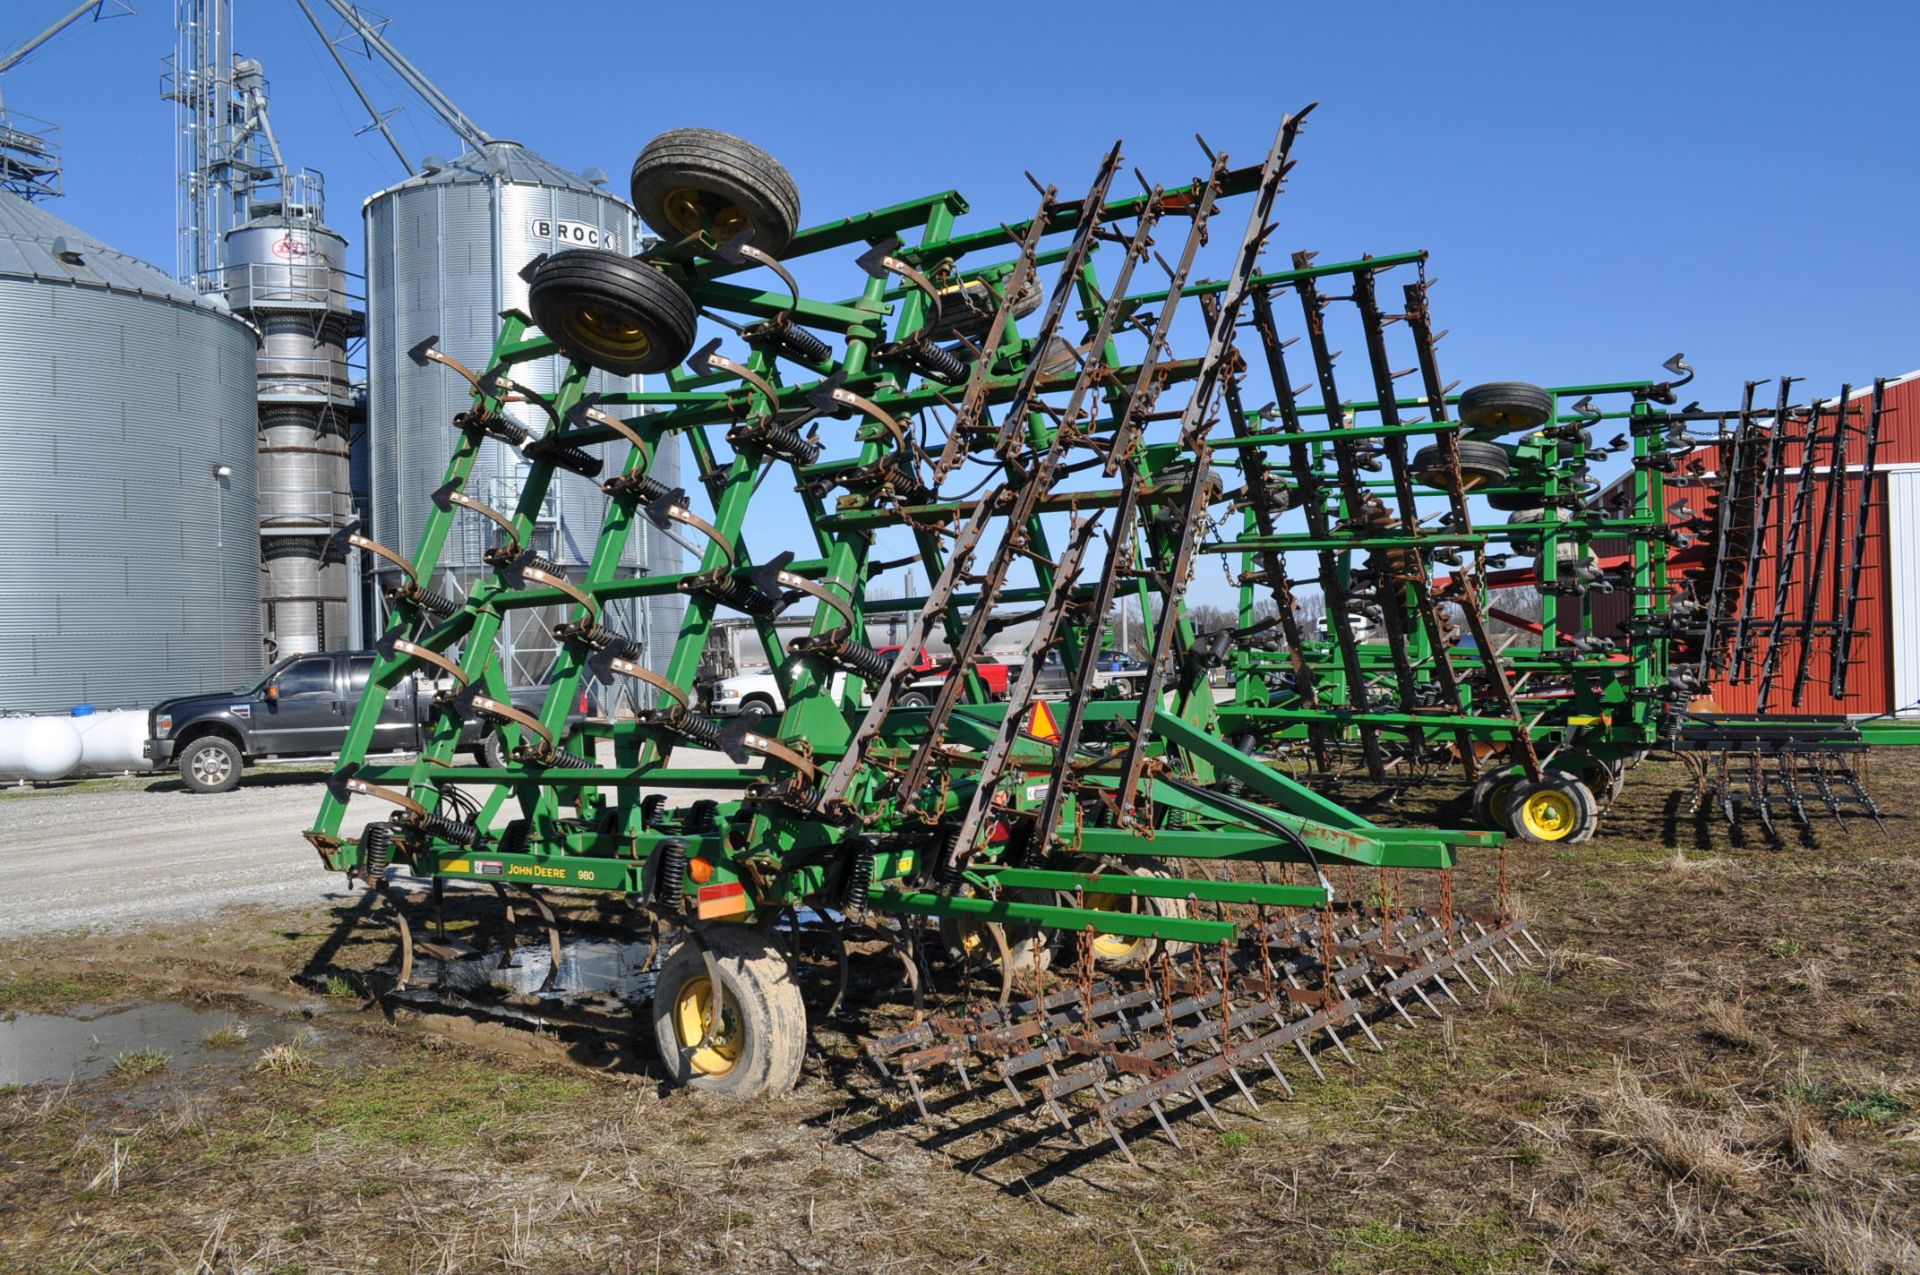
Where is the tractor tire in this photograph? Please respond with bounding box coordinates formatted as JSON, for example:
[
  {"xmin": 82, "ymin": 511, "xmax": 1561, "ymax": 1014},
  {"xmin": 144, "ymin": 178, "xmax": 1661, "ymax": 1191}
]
[
  {"xmin": 651, "ymin": 927, "xmax": 808, "ymax": 1097},
  {"xmin": 1486, "ymin": 488, "xmax": 1546, "ymax": 512},
  {"xmin": 1470, "ymin": 768, "xmax": 1521, "ymax": 835},
  {"xmin": 630, "ymin": 128, "xmax": 801, "ymax": 258},
  {"xmin": 1076, "ymin": 864, "xmax": 1191, "ymax": 969},
  {"xmin": 528, "ymin": 249, "xmax": 696, "ymax": 376},
  {"xmin": 179, "ymin": 735, "xmax": 243, "ymax": 794},
  {"xmin": 1503, "ymin": 773, "xmax": 1599, "ymax": 844},
  {"xmin": 1459, "ymin": 381, "xmax": 1553, "ymax": 434},
  {"xmin": 1412, "ymin": 440, "xmax": 1511, "ymax": 491}
]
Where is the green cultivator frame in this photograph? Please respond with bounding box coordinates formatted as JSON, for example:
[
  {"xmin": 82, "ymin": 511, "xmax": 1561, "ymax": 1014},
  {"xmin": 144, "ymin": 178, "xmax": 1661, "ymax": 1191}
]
[{"xmin": 306, "ymin": 112, "xmax": 1857, "ymax": 1152}]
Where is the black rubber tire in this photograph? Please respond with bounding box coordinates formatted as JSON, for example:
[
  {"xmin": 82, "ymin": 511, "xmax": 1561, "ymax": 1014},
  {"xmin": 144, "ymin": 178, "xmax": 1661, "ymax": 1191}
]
[
  {"xmin": 1413, "ymin": 440, "xmax": 1511, "ymax": 490},
  {"xmin": 936, "ymin": 886, "xmax": 1050, "ymax": 974},
  {"xmin": 1486, "ymin": 488, "xmax": 1546, "ymax": 512},
  {"xmin": 738, "ymin": 696, "xmax": 777, "ymax": 718},
  {"xmin": 650, "ymin": 927, "xmax": 807, "ymax": 1097},
  {"xmin": 1459, "ymin": 382, "xmax": 1554, "ymax": 434},
  {"xmin": 178, "ymin": 736, "xmax": 242, "ymax": 794},
  {"xmin": 895, "ymin": 690, "xmax": 932, "ymax": 709},
  {"xmin": 527, "ymin": 249, "xmax": 696, "ymax": 376},
  {"xmin": 925, "ymin": 273, "xmax": 1043, "ymax": 344},
  {"xmin": 1074, "ymin": 864, "xmax": 1191, "ymax": 969},
  {"xmin": 482, "ymin": 733, "xmax": 510, "ymax": 771},
  {"xmin": 1503, "ymin": 773, "xmax": 1599, "ymax": 844},
  {"xmin": 630, "ymin": 128, "xmax": 800, "ymax": 258},
  {"xmin": 1470, "ymin": 768, "xmax": 1521, "ymax": 834}
]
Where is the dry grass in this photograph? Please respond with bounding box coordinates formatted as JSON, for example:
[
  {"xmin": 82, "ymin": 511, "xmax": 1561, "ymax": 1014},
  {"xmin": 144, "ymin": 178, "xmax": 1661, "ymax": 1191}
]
[
  {"xmin": 251, "ymin": 1040, "xmax": 312, "ymax": 1076},
  {"xmin": 1794, "ymin": 1197, "xmax": 1920, "ymax": 1275},
  {"xmin": 2, "ymin": 751, "xmax": 1918, "ymax": 1272},
  {"xmin": 1576, "ymin": 1060, "xmax": 1766, "ymax": 1188}
]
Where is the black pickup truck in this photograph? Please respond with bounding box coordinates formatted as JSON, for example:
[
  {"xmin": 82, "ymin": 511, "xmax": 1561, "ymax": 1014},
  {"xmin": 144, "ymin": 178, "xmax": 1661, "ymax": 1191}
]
[{"xmin": 146, "ymin": 651, "xmax": 583, "ymax": 794}]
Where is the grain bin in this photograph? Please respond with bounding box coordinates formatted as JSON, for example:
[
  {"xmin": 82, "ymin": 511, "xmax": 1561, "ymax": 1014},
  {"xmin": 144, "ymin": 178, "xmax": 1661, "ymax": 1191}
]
[
  {"xmin": 0, "ymin": 192, "xmax": 260, "ymax": 712},
  {"xmin": 363, "ymin": 140, "xmax": 683, "ymax": 694}
]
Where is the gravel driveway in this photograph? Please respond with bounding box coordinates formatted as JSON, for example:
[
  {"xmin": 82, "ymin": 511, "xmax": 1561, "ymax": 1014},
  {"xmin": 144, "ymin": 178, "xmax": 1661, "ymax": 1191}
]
[{"xmin": 0, "ymin": 748, "xmax": 745, "ymax": 938}]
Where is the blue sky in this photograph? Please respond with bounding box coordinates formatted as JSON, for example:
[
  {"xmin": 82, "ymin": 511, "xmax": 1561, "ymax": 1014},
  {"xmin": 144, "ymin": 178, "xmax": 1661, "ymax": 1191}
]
[{"xmin": 6, "ymin": 0, "xmax": 1917, "ymax": 606}]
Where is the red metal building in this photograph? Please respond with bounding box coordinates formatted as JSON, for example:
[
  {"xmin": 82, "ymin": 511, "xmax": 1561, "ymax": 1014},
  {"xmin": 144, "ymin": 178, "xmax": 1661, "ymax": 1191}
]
[{"xmin": 1647, "ymin": 372, "xmax": 1918, "ymax": 717}]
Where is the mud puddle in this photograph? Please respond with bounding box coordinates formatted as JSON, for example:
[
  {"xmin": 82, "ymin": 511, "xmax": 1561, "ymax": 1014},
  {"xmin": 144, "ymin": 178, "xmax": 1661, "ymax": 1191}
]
[{"xmin": 0, "ymin": 1000, "xmax": 333, "ymax": 1087}]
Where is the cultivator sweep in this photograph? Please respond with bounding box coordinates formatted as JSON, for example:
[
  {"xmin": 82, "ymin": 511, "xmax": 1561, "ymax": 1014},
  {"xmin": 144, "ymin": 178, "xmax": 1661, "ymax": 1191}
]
[{"xmin": 305, "ymin": 112, "xmax": 1899, "ymax": 1142}]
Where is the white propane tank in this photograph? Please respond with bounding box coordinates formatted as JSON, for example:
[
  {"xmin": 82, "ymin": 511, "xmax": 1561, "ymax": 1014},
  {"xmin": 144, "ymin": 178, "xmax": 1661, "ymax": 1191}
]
[
  {"xmin": 0, "ymin": 715, "xmax": 84, "ymax": 781},
  {"xmin": 73, "ymin": 709, "xmax": 152, "ymax": 773}
]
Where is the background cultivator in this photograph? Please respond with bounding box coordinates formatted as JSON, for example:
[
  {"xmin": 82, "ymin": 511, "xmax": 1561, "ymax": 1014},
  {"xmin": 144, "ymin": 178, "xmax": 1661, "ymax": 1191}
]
[{"xmin": 304, "ymin": 113, "xmax": 1903, "ymax": 1147}]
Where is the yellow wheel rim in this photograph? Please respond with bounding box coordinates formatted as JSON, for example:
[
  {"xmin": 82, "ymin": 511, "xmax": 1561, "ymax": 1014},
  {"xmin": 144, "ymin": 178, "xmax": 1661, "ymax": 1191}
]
[
  {"xmin": 1086, "ymin": 892, "xmax": 1145, "ymax": 962},
  {"xmin": 672, "ymin": 975, "xmax": 742, "ymax": 1076},
  {"xmin": 1520, "ymin": 788, "xmax": 1579, "ymax": 841},
  {"xmin": 561, "ymin": 306, "xmax": 652, "ymax": 362},
  {"xmin": 1486, "ymin": 779, "xmax": 1517, "ymax": 823},
  {"xmin": 662, "ymin": 187, "xmax": 752, "ymax": 243}
]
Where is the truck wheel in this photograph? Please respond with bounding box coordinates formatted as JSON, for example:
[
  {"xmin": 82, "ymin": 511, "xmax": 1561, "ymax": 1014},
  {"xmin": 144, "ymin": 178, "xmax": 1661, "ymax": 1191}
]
[
  {"xmin": 895, "ymin": 690, "xmax": 932, "ymax": 709},
  {"xmin": 527, "ymin": 249, "xmax": 696, "ymax": 376},
  {"xmin": 1470, "ymin": 768, "xmax": 1520, "ymax": 834},
  {"xmin": 1459, "ymin": 381, "xmax": 1553, "ymax": 434},
  {"xmin": 482, "ymin": 734, "xmax": 510, "ymax": 770},
  {"xmin": 1080, "ymin": 865, "xmax": 1190, "ymax": 968},
  {"xmin": 179, "ymin": 737, "xmax": 242, "ymax": 794},
  {"xmin": 630, "ymin": 128, "xmax": 801, "ymax": 258},
  {"xmin": 1503, "ymin": 773, "xmax": 1599, "ymax": 844},
  {"xmin": 738, "ymin": 696, "xmax": 776, "ymax": 718},
  {"xmin": 650, "ymin": 927, "xmax": 807, "ymax": 1097}
]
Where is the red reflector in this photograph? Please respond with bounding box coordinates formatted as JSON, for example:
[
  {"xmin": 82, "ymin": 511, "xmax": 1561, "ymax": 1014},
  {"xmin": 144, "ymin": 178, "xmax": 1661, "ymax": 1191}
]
[
  {"xmin": 697, "ymin": 881, "xmax": 745, "ymax": 902},
  {"xmin": 987, "ymin": 819, "xmax": 1011, "ymax": 844}
]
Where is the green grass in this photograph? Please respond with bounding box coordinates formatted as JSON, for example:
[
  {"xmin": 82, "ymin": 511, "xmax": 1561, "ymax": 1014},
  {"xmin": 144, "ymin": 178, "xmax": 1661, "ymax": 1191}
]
[
  {"xmin": 301, "ymin": 1063, "xmax": 591, "ymax": 1151},
  {"xmin": 1833, "ymin": 1089, "xmax": 1909, "ymax": 1125},
  {"xmin": 1327, "ymin": 1215, "xmax": 1538, "ymax": 1275},
  {"xmin": 203, "ymin": 1022, "xmax": 249, "ymax": 1050},
  {"xmin": 0, "ymin": 971, "xmax": 128, "ymax": 1013},
  {"xmin": 321, "ymin": 974, "xmax": 361, "ymax": 999},
  {"xmin": 110, "ymin": 1048, "xmax": 170, "ymax": 1078}
]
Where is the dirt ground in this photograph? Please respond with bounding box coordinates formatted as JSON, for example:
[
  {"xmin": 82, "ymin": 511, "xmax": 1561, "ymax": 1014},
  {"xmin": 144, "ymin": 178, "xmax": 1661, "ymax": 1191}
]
[{"xmin": 2, "ymin": 753, "xmax": 1917, "ymax": 1274}]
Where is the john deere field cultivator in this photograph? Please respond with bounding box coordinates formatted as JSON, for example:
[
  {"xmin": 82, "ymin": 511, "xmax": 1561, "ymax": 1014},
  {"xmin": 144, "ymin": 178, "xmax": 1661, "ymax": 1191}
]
[{"xmin": 305, "ymin": 115, "xmax": 1896, "ymax": 1150}]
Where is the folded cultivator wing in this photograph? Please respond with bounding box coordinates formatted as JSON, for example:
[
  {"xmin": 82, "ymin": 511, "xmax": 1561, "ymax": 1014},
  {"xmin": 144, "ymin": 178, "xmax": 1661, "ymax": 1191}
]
[{"xmin": 306, "ymin": 115, "xmax": 1897, "ymax": 1156}]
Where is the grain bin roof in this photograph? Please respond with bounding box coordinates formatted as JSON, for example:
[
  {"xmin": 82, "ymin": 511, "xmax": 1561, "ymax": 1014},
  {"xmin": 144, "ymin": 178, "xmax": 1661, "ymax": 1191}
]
[
  {"xmin": 370, "ymin": 139, "xmax": 605, "ymax": 199},
  {"xmin": 0, "ymin": 192, "xmax": 236, "ymax": 318}
]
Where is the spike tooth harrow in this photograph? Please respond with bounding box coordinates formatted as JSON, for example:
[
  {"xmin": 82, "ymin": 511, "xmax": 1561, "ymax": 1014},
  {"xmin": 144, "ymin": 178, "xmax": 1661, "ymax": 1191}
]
[
  {"xmin": 862, "ymin": 901, "xmax": 1539, "ymax": 1160},
  {"xmin": 302, "ymin": 109, "xmax": 1913, "ymax": 1159}
]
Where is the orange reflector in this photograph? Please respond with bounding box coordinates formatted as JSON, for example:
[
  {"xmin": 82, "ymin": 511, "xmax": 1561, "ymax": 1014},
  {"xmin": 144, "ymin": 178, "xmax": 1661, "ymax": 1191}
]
[
  {"xmin": 689, "ymin": 857, "xmax": 716, "ymax": 884},
  {"xmin": 1026, "ymin": 700, "xmax": 1062, "ymax": 744},
  {"xmin": 696, "ymin": 881, "xmax": 748, "ymax": 920}
]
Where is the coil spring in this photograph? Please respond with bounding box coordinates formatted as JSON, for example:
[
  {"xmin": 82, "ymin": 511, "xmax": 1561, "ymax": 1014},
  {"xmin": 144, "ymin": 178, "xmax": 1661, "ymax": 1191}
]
[
  {"xmin": 749, "ymin": 320, "xmax": 831, "ymax": 366},
  {"xmin": 545, "ymin": 747, "xmax": 597, "ymax": 770},
  {"xmin": 911, "ymin": 341, "xmax": 967, "ymax": 385},
  {"xmin": 417, "ymin": 810, "xmax": 483, "ymax": 847},
  {"xmin": 526, "ymin": 436, "xmax": 604, "ymax": 478},
  {"xmin": 1163, "ymin": 808, "xmax": 1188, "ymax": 831},
  {"xmin": 640, "ymin": 793, "xmax": 666, "ymax": 830},
  {"xmin": 700, "ymin": 572, "xmax": 778, "ymax": 617},
  {"xmin": 841, "ymin": 842, "xmax": 874, "ymax": 912},
  {"xmin": 675, "ymin": 714, "xmax": 726, "ymax": 751},
  {"xmin": 515, "ymin": 552, "xmax": 567, "ymax": 581},
  {"xmin": 735, "ymin": 420, "xmax": 822, "ymax": 466},
  {"xmin": 653, "ymin": 837, "xmax": 688, "ymax": 906},
  {"xmin": 359, "ymin": 821, "xmax": 394, "ymax": 882},
  {"xmin": 833, "ymin": 638, "xmax": 893, "ymax": 682},
  {"xmin": 457, "ymin": 409, "xmax": 533, "ymax": 448},
  {"xmin": 685, "ymin": 799, "xmax": 721, "ymax": 834},
  {"xmin": 409, "ymin": 586, "xmax": 463, "ymax": 621},
  {"xmin": 592, "ymin": 627, "xmax": 645, "ymax": 662},
  {"xmin": 603, "ymin": 471, "xmax": 673, "ymax": 504}
]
